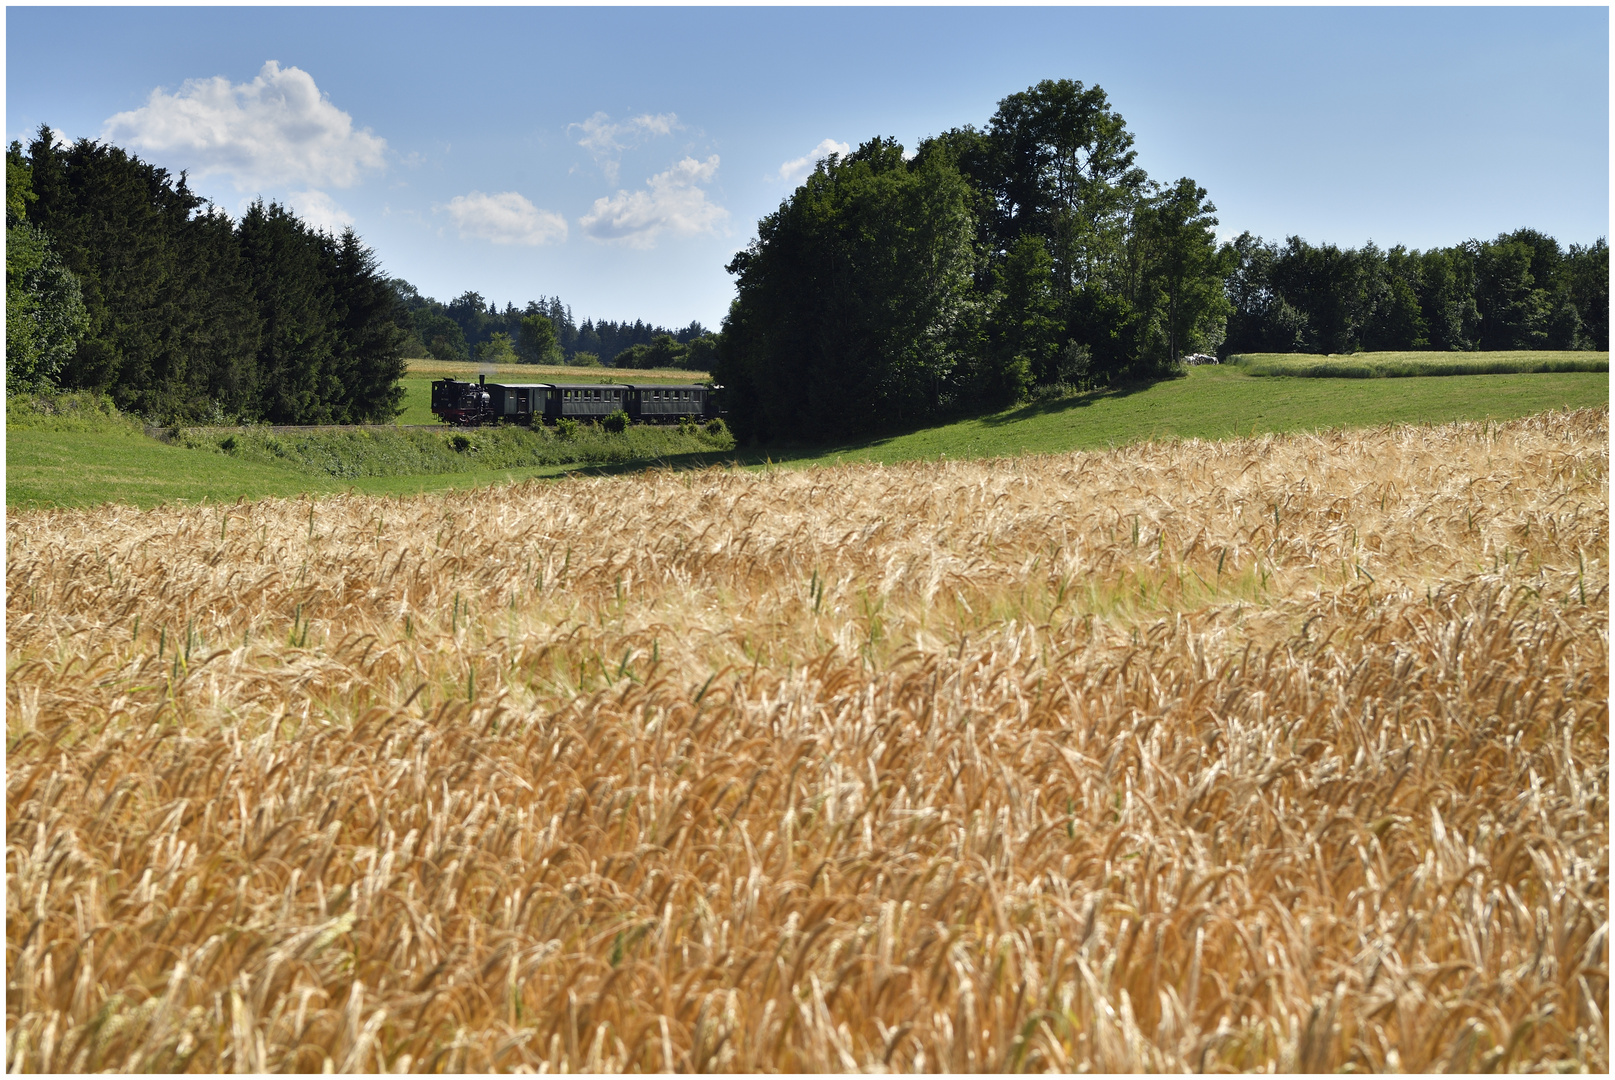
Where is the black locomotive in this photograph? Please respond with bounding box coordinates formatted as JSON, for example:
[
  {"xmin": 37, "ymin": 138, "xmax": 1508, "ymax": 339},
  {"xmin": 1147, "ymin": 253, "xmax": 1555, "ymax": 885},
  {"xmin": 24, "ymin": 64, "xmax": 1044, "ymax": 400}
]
[{"xmin": 430, "ymin": 374, "xmax": 724, "ymax": 426}]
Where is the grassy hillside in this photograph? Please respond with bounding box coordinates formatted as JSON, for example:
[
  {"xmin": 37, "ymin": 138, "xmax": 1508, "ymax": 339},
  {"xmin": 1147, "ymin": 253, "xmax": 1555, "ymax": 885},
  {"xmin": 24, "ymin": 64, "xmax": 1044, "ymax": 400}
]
[
  {"xmin": 9, "ymin": 366, "xmax": 1607, "ymax": 509},
  {"xmin": 765, "ymin": 364, "xmax": 1609, "ymax": 468},
  {"xmin": 6, "ymin": 395, "xmax": 343, "ymax": 509},
  {"xmin": 6, "ymin": 394, "xmax": 732, "ymax": 511}
]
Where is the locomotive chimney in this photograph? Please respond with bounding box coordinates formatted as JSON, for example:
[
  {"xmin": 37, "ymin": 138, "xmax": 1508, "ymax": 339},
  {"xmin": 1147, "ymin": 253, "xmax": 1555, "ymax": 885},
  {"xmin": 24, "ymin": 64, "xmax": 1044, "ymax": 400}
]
[{"xmin": 479, "ymin": 373, "xmax": 485, "ymax": 386}]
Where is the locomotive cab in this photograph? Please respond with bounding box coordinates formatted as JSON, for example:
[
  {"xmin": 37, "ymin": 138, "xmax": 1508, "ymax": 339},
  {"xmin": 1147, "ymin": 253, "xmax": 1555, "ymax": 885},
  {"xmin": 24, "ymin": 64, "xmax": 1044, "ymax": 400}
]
[{"xmin": 431, "ymin": 378, "xmax": 493, "ymax": 425}]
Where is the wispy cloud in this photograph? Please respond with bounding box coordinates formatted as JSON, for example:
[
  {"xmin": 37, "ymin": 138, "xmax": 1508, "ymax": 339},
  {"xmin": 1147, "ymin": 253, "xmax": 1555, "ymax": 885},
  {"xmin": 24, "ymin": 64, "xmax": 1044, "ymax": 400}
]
[
  {"xmin": 580, "ymin": 155, "xmax": 726, "ymax": 249},
  {"xmin": 287, "ymin": 190, "xmax": 354, "ymax": 234},
  {"xmin": 569, "ymin": 111, "xmax": 680, "ymax": 183},
  {"xmin": 775, "ymin": 138, "xmax": 850, "ymax": 186},
  {"xmin": 437, "ymin": 190, "xmax": 568, "ymax": 246},
  {"xmin": 103, "ymin": 61, "xmax": 386, "ymax": 190}
]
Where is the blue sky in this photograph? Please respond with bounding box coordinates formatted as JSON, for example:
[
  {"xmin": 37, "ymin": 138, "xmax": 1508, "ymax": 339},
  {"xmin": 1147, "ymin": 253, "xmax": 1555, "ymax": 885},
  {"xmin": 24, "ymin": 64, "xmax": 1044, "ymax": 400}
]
[{"xmin": 7, "ymin": 6, "xmax": 1608, "ymax": 331}]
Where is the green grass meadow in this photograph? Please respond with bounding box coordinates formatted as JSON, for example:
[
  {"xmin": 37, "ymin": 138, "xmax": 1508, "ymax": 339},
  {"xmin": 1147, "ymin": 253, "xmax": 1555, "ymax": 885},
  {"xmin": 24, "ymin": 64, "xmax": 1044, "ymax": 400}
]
[
  {"xmin": 5, "ymin": 420, "xmax": 599, "ymax": 511},
  {"xmin": 9, "ymin": 362, "xmax": 1608, "ymax": 510},
  {"xmin": 805, "ymin": 364, "xmax": 1609, "ymax": 467}
]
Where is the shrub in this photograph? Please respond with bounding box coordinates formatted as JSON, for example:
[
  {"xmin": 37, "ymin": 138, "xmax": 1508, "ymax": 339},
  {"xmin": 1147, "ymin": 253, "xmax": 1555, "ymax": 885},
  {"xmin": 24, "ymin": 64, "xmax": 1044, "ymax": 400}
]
[
  {"xmin": 5, "ymin": 390, "xmax": 129, "ymax": 431},
  {"xmin": 449, "ymin": 433, "xmax": 473, "ymax": 453},
  {"xmin": 555, "ymin": 417, "xmax": 579, "ymax": 440},
  {"xmin": 476, "ymin": 333, "xmax": 518, "ymax": 365},
  {"xmin": 602, "ymin": 409, "xmax": 630, "ymax": 434},
  {"xmin": 704, "ymin": 417, "xmax": 729, "ymax": 438},
  {"xmin": 612, "ymin": 344, "xmax": 652, "ymax": 369}
]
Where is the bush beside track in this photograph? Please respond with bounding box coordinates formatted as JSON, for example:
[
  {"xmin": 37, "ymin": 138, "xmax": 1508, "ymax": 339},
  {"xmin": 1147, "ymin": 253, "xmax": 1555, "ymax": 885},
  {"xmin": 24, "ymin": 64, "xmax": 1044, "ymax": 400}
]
[{"xmin": 173, "ymin": 418, "xmax": 733, "ymax": 479}]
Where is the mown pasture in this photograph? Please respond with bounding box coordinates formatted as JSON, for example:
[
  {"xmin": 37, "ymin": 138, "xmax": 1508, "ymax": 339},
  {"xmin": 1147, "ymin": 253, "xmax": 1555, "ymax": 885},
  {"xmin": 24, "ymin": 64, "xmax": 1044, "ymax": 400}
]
[
  {"xmin": 7, "ymin": 408, "xmax": 1607, "ymax": 1071},
  {"xmin": 1231, "ymin": 350, "xmax": 1609, "ymax": 379}
]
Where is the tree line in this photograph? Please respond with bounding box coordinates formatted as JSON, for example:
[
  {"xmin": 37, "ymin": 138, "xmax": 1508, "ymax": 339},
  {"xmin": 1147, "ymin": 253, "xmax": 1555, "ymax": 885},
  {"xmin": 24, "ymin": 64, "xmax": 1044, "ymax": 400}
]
[
  {"xmin": 1224, "ymin": 230, "xmax": 1606, "ymax": 356},
  {"xmin": 3, "ymin": 126, "xmax": 723, "ymax": 422},
  {"xmin": 716, "ymin": 79, "xmax": 1608, "ymax": 444},
  {"xmin": 9, "ymin": 104, "xmax": 1605, "ymax": 436},
  {"xmin": 6, "ymin": 127, "xmax": 409, "ymax": 423},
  {"xmin": 391, "ymin": 284, "xmax": 718, "ymax": 370}
]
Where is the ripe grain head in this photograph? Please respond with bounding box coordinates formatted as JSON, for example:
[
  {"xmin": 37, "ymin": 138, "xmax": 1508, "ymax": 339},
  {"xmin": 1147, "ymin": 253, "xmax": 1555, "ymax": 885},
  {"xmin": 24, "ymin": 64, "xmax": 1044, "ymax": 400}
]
[{"xmin": 7, "ymin": 408, "xmax": 1607, "ymax": 1071}]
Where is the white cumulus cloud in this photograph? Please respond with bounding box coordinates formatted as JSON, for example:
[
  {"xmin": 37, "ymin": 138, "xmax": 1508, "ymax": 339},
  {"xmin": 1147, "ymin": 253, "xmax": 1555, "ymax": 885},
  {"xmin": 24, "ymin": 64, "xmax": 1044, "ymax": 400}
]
[
  {"xmin": 569, "ymin": 111, "xmax": 680, "ymax": 182},
  {"xmin": 438, "ymin": 190, "xmax": 568, "ymax": 246},
  {"xmin": 102, "ymin": 60, "xmax": 387, "ymax": 190},
  {"xmin": 287, "ymin": 190, "xmax": 354, "ymax": 234},
  {"xmin": 580, "ymin": 155, "xmax": 726, "ymax": 249},
  {"xmin": 776, "ymin": 138, "xmax": 850, "ymax": 186}
]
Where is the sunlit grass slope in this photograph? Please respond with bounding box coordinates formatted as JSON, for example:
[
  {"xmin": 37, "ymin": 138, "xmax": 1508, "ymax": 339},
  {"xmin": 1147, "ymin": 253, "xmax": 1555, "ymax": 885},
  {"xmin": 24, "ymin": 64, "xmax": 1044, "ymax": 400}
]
[
  {"xmin": 5, "ymin": 410, "xmax": 575, "ymax": 510},
  {"xmin": 5, "ymin": 394, "xmax": 729, "ymax": 511},
  {"xmin": 5, "ymin": 397, "xmax": 346, "ymax": 508},
  {"xmin": 8, "ymin": 409, "xmax": 1606, "ymax": 1071},
  {"xmin": 798, "ymin": 365, "xmax": 1608, "ymax": 467},
  {"xmin": 8, "ymin": 368, "xmax": 1607, "ymax": 509}
]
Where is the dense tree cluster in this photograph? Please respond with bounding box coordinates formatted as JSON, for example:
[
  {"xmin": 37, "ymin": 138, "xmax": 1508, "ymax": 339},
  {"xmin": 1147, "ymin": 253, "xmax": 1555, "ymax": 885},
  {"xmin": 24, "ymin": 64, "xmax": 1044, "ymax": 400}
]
[
  {"xmin": 717, "ymin": 80, "xmax": 1233, "ymax": 443},
  {"xmin": 6, "ymin": 128, "xmax": 410, "ymax": 423},
  {"xmin": 391, "ymin": 284, "xmax": 715, "ymax": 369},
  {"xmin": 1223, "ymin": 230, "xmax": 1608, "ymax": 356},
  {"xmin": 6, "ymin": 156, "xmax": 86, "ymax": 393},
  {"xmin": 717, "ymin": 79, "xmax": 1609, "ymax": 444},
  {"xmin": 610, "ymin": 333, "xmax": 721, "ymax": 372}
]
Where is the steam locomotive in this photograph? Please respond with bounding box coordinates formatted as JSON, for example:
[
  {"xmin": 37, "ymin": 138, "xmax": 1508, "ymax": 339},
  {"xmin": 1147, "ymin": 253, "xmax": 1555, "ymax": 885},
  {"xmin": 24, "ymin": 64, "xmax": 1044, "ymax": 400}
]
[{"xmin": 431, "ymin": 374, "xmax": 724, "ymax": 426}]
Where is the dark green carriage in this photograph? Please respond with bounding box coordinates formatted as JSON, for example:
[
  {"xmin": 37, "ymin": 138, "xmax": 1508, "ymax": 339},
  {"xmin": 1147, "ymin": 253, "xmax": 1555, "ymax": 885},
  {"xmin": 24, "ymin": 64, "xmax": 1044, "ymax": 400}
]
[
  {"xmin": 624, "ymin": 384, "xmax": 711, "ymax": 424},
  {"xmin": 543, "ymin": 384, "xmax": 631, "ymax": 423}
]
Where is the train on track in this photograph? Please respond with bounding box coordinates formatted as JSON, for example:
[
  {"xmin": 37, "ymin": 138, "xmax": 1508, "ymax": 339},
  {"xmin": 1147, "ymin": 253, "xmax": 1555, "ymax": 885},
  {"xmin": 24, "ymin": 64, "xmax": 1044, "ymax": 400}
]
[{"xmin": 431, "ymin": 375, "xmax": 725, "ymax": 427}]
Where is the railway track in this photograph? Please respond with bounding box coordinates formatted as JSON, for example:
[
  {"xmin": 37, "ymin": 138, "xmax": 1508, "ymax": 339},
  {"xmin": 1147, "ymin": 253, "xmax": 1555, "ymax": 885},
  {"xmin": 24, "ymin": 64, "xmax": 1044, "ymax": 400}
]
[{"xmin": 149, "ymin": 423, "xmax": 452, "ymax": 439}]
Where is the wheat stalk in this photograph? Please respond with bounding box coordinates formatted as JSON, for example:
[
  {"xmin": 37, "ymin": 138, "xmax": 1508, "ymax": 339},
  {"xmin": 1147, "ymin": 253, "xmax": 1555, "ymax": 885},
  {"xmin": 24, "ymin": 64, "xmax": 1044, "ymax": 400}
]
[{"xmin": 7, "ymin": 409, "xmax": 1607, "ymax": 1071}]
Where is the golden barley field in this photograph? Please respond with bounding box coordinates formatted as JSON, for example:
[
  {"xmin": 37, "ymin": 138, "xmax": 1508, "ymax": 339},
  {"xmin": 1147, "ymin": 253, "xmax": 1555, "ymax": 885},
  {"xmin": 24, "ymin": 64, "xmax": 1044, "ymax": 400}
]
[{"xmin": 7, "ymin": 409, "xmax": 1608, "ymax": 1073}]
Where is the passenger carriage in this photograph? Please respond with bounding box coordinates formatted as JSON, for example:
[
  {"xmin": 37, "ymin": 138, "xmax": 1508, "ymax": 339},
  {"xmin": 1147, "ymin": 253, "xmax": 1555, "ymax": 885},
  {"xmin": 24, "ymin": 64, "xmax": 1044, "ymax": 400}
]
[
  {"xmin": 544, "ymin": 384, "xmax": 630, "ymax": 423},
  {"xmin": 624, "ymin": 384, "xmax": 711, "ymax": 424}
]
